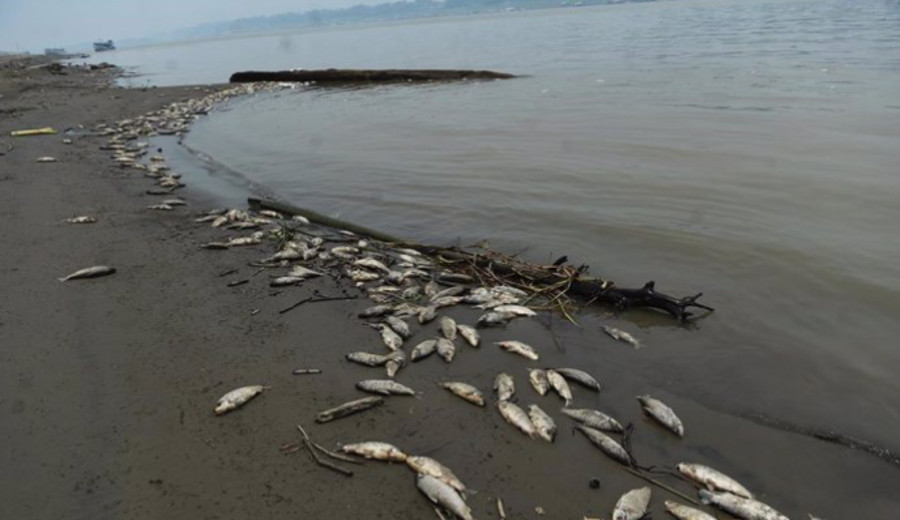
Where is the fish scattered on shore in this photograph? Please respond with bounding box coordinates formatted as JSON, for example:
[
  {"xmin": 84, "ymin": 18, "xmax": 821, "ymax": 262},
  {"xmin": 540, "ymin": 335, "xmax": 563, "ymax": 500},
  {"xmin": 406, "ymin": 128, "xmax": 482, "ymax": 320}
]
[
  {"xmin": 439, "ymin": 316, "xmax": 458, "ymax": 340},
  {"xmin": 528, "ymin": 369, "xmax": 550, "ymax": 396},
  {"xmin": 270, "ymin": 275, "xmax": 306, "ymax": 287},
  {"xmin": 36, "ymin": 156, "xmax": 57, "ymax": 162},
  {"xmin": 373, "ymin": 323, "xmax": 404, "ymax": 351},
  {"xmin": 63, "ymin": 216, "xmax": 96, "ymax": 224},
  {"xmin": 497, "ymin": 400, "xmax": 538, "ymax": 438},
  {"xmin": 664, "ymin": 501, "xmax": 717, "ymax": 520},
  {"xmin": 637, "ymin": 395, "xmax": 684, "ymax": 437},
  {"xmin": 699, "ymin": 490, "xmax": 788, "ymax": 520},
  {"xmin": 385, "ymin": 350, "xmax": 406, "ymax": 378},
  {"xmin": 418, "ymin": 305, "xmax": 438, "ymax": 324},
  {"xmin": 58, "ymin": 265, "xmax": 116, "ymax": 281},
  {"xmin": 477, "ymin": 310, "xmax": 518, "ymax": 327},
  {"xmin": 356, "ymin": 379, "xmax": 416, "ymax": 396},
  {"xmin": 457, "ymin": 324, "xmax": 480, "ymax": 347},
  {"xmin": 602, "ymin": 325, "xmax": 641, "ymax": 348},
  {"xmin": 287, "ymin": 265, "xmax": 323, "ymax": 278},
  {"xmin": 316, "ymin": 396, "xmax": 385, "ymax": 423},
  {"xmin": 677, "ymin": 463, "xmax": 754, "ymax": 499},
  {"xmin": 492, "ymin": 304, "xmax": 536, "ymax": 317},
  {"xmin": 613, "ymin": 487, "xmax": 651, "ymax": 520},
  {"xmin": 576, "ymin": 425, "xmax": 631, "ymax": 464},
  {"xmin": 528, "ymin": 404, "xmax": 557, "ymax": 442},
  {"xmin": 410, "ymin": 339, "xmax": 438, "ymax": 361},
  {"xmin": 562, "ymin": 408, "xmax": 624, "ymax": 433},
  {"xmin": 436, "ymin": 338, "xmax": 456, "ymax": 363},
  {"xmin": 439, "ymin": 382, "xmax": 486, "ymax": 407},
  {"xmin": 384, "ymin": 316, "xmax": 412, "ymax": 339},
  {"xmin": 214, "ymin": 385, "xmax": 265, "ymax": 415},
  {"xmin": 340, "ymin": 441, "xmax": 407, "ymax": 462},
  {"xmin": 416, "ymin": 474, "xmax": 474, "ymax": 520},
  {"xmin": 161, "ymin": 198, "xmax": 187, "ymax": 206},
  {"xmin": 552, "ymin": 368, "xmax": 601, "ymax": 392},
  {"xmin": 354, "ymin": 257, "xmax": 390, "ymax": 273},
  {"xmin": 346, "ymin": 351, "xmax": 389, "ymax": 367},
  {"xmin": 406, "ymin": 456, "xmax": 466, "ymax": 492},
  {"xmin": 496, "ymin": 340, "xmax": 539, "ymax": 360},
  {"xmin": 494, "ymin": 373, "xmax": 515, "ymax": 402},
  {"xmin": 546, "ymin": 370, "xmax": 573, "ymax": 406},
  {"xmin": 359, "ymin": 304, "xmax": 393, "ymax": 318}
]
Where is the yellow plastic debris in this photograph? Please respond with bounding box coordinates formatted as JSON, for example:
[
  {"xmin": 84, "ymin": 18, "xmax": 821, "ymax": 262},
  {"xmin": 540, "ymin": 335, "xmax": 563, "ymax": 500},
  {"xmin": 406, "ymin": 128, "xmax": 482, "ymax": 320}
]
[{"xmin": 10, "ymin": 127, "xmax": 58, "ymax": 137}]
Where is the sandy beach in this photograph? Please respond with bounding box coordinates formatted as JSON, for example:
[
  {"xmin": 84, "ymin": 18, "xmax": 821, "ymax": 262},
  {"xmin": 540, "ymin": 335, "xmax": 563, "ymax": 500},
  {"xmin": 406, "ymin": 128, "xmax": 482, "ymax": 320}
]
[{"xmin": 2, "ymin": 56, "xmax": 898, "ymax": 520}]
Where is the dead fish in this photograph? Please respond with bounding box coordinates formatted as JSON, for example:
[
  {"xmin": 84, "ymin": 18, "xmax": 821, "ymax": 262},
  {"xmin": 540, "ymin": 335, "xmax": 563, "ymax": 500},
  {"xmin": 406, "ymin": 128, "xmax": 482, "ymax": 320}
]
[
  {"xmin": 214, "ymin": 385, "xmax": 265, "ymax": 415},
  {"xmin": 63, "ymin": 216, "xmax": 96, "ymax": 224},
  {"xmin": 194, "ymin": 214, "xmax": 219, "ymax": 223},
  {"xmin": 148, "ymin": 203, "xmax": 173, "ymax": 210},
  {"xmin": 528, "ymin": 404, "xmax": 557, "ymax": 442},
  {"xmin": 400, "ymin": 285, "xmax": 421, "ymax": 300},
  {"xmin": 332, "ymin": 246, "xmax": 360, "ymax": 258},
  {"xmin": 416, "ymin": 474, "xmax": 474, "ymax": 520},
  {"xmin": 418, "ymin": 305, "xmax": 438, "ymax": 324},
  {"xmin": 553, "ymin": 368, "xmax": 601, "ymax": 391},
  {"xmin": 287, "ymin": 265, "xmax": 323, "ymax": 278},
  {"xmin": 356, "ymin": 379, "xmax": 416, "ymax": 396},
  {"xmin": 437, "ymin": 271, "xmax": 474, "ymax": 284},
  {"xmin": 432, "ymin": 286, "xmax": 467, "ymax": 300},
  {"xmin": 432, "ymin": 295, "xmax": 465, "ymax": 308},
  {"xmin": 546, "ymin": 370, "xmax": 573, "ymax": 406},
  {"xmin": 258, "ymin": 209, "xmax": 282, "ymax": 219},
  {"xmin": 36, "ymin": 156, "xmax": 57, "ymax": 163},
  {"xmin": 677, "ymin": 463, "xmax": 754, "ymax": 499},
  {"xmin": 372, "ymin": 323, "xmax": 404, "ymax": 351},
  {"xmin": 576, "ymin": 425, "xmax": 631, "ymax": 464},
  {"xmin": 497, "ymin": 400, "xmax": 538, "ymax": 439},
  {"xmin": 345, "ymin": 351, "xmax": 390, "ymax": 367},
  {"xmin": 270, "ymin": 276, "xmax": 306, "ymax": 287},
  {"xmin": 354, "ymin": 257, "xmax": 390, "ymax": 273},
  {"xmin": 699, "ymin": 490, "xmax": 788, "ymax": 520},
  {"xmin": 439, "ymin": 382, "xmax": 486, "ymax": 407},
  {"xmin": 602, "ymin": 325, "xmax": 641, "ymax": 348},
  {"xmin": 211, "ymin": 215, "xmax": 229, "ymax": 227},
  {"xmin": 664, "ymin": 501, "xmax": 717, "ymax": 520},
  {"xmin": 561, "ymin": 408, "xmax": 624, "ymax": 433},
  {"xmin": 292, "ymin": 215, "xmax": 310, "ymax": 224},
  {"xmin": 161, "ymin": 198, "xmax": 187, "ymax": 206},
  {"xmin": 424, "ymin": 280, "xmax": 441, "ymax": 298},
  {"xmin": 200, "ymin": 242, "xmax": 230, "ymax": 250},
  {"xmin": 436, "ymin": 338, "xmax": 456, "ymax": 363},
  {"xmin": 316, "ymin": 396, "xmax": 385, "ymax": 423},
  {"xmin": 227, "ymin": 236, "xmax": 261, "ymax": 247},
  {"xmin": 385, "ymin": 350, "xmax": 406, "ymax": 378},
  {"xmin": 613, "ymin": 487, "xmax": 651, "ymax": 520},
  {"xmin": 493, "ymin": 373, "xmax": 515, "ymax": 402},
  {"xmin": 359, "ymin": 304, "xmax": 394, "ymax": 318},
  {"xmin": 266, "ymin": 249, "xmax": 303, "ymax": 262},
  {"xmin": 439, "ymin": 316, "xmax": 457, "ymax": 340},
  {"xmin": 369, "ymin": 285, "xmax": 401, "ymax": 295},
  {"xmin": 384, "ymin": 316, "xmax": 411, "ymax": 339},
  {"xmin": 477, "ymin": 310, "xmax": 518, "ymax": 327},
  {"xmin": 637, "ymin": 395, "xmax": 684, "ymax": 437},
  {"xmin": 340, "ymin": 441, "xmax": 406, "ymax": 461},
  {"xmin": 492, "ymin": 285, "xmax": 528, "ymax": 297},
  {"xmin": 411, "ymin": 339, "xmax": 438, "ymax": 361},
  {"xmin": 528, "ymin": 369, "xmax": 550, "ymax": 396},
  {"xmin": 58, "ymin": 265, "xmax": 116, "ymax": 282},
  {"xmin": 347, "ymin": 269, "xmax": 381, "ymax": 282},
  {"xmin": 406, "ymin": 456, "xmax": 466, "ymax": 493},
  {"xmin": 496, "ymin": 340, "xmax": 540, "ymax": 361},
  {"xmin": 457, "ymin": 324, "xmax": 480, "ymax": 347},
  {"xmin": 492, "ymin": 304, "xmax": 537, "ymax": 317}
]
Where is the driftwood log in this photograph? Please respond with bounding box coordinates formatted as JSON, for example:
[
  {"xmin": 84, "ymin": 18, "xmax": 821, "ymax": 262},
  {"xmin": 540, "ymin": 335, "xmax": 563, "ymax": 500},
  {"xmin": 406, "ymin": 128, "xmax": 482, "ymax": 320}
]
[
  {"xmin": 248, "ymin": 197, "xmax": 713, "ymax": 322},
  {"xmin": 230, "ymin": 68, "xmax": 517, "ymax": 84}
]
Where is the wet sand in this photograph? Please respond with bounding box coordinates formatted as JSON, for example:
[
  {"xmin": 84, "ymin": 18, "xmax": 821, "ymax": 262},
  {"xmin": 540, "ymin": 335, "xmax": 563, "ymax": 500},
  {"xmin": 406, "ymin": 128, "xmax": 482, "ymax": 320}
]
[{"xmin": 1, "ymin": 57, "xmax": 898, "ymax": 520}]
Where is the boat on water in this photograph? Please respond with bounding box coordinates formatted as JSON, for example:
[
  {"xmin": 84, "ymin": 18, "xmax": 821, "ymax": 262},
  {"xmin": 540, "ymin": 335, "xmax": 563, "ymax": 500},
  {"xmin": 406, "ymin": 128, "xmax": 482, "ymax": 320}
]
[{"xmin": 93, "ymin": 40, "xmax": 115, "ymax": 52}]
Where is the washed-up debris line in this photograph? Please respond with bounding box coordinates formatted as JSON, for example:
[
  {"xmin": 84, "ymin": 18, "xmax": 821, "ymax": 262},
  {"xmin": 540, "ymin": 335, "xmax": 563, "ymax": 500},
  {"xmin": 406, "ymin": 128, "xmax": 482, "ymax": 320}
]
[{"xmin": 84, "ymin": 80, "xmax": 829, "ymax": 520}]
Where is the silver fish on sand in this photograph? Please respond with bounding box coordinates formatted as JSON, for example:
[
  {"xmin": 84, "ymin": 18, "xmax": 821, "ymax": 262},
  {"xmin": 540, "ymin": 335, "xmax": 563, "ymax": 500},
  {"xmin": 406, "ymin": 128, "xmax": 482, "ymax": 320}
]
[
  {"xmin": 406, "ymin": 456, "xmax": 466, "ymax": 493},
  {"xmin": 562, "ymin": 408, "xmax": 624, "ymax": 433},
  {"xmin": 664, "ymin": 501, "xmax": 717, "ymax": 520},
  {"xmin": 340, "ymin": 441, "xmax": 407, "ymax": 461},
  {"xmin": 418, "ymin": 305, "xmax": 438, "ymax": 324},
  {"xmin": 456, "ymin": 324, "xmax": 480, "ymax": 347},
  {"xmin": 677, "ymin": 463, "xmax": 754, "ymax": 499},
  {"xmin": 439, "ymin": 382, "xmax": 486, "ymax": 407},
  {"xmin": 356, "ymin": 379, "xmax": 416, "ymax": 396},
  {"xmin": 546, "ymin": 370, "xmax": 573, "ymax": 406},
  {"xmin": 385, "ymin": 350, "xmax": 406, "ymax": 378},
  {"xmin": 424, "ymin": 280, "xmax": 441, "ymax": 298},
  {"xmin": 492, "ymin": 304, "xmax": 536, "ymax": 317},
  {"xmin": 552, "ymin": 368, "xmax": 601, "ymax": 391},
  {"xmin": 613, "ymin": 487, "xmax": 651, "ymax": 520},
  {"xmin": 347, "ymin": 269, "xmax": 381, "ymax": 282},
  {"xmin": 316, "ymin": 396, "xmax": 384, "ymax": 423},
  {"xmin": 270, "ymin": 276, "xmax": 306, "ymax": 287},
  {"xmin": 528, "ymin": 404, "xmax": 557, "ymax": 442},
  {"xmin": 494, "ymin": 373, "xmax": 515, "ymax": 402},
  {"xmin": 432, "ymin": 295, "xmax": 465, "ymax": 308},
  {"xmin": 576, "ymin": 425, "xmax": 631, "ymax": 464},
  {"xmin": 495, "ymin": 340, "xmax": 539, "ymax": 361},
  {"xmin": 436, "ymin": 338, "xmax": 456, "ymax": 363},
  {"xmin": 373, "ymin": 323, "xmax": 404, "ymax": 351},
  {"xmin": 699, "ymin": 490, "xmax": 789, "ymax": 520},
  {"xmin": 353, "ymin": 257, "xmax": 390, "ymax": 273},
  {"xmin": 439, "ymin": 316, "xmax": 458, "ymax": 340},
  {"xmin": 602, "ymin": 325, "xmax": 641, "ymax": 348},
  {"xmin": 637, "ymin": 395, "xmax": 684, "ymax": 437},
  {"xmin": 384, "ymin": 315, "xmax": 412, "ymax": 339},
  {"xmin": 161, "ymin": 198, "xmax": 187, "ymax": 206},
  {"xmin": 431, "ymin": 285, "xmax": 467, "ymax": 300},
  {"xmin": 287, "ymin": 265, "xmax": 323, "ymax": 278},
  {"xmin": 63, "ymin": 216, "xmax": 96, "ymax": 224},
  {"xmin": 214, "ymin": 385, "xmax": 265, "ymax": 415},
  {"xmin": 477, "ymin": 310, "xmax": 518, "ymax": 327},
  {"xmin": 497, "ymin": 400, "xmax": 538, "ymax": 439},
  {"xmin": 410, "ymin": 339, "xmax": 438, "ymax": 361},
  {"xmin": 416, "ymin": 474, "xmax": 474, "ymax": 520},
  {"xmin": 528, "ymin": 369, "xmax": 550, "ymax": 396},
  {"xmin": 346, "ymin": 351, "xmax": 389, "ymax": 367},
  {"xmin": 58, "ymin": 265, "xmax": 116, "ymax": 281}
]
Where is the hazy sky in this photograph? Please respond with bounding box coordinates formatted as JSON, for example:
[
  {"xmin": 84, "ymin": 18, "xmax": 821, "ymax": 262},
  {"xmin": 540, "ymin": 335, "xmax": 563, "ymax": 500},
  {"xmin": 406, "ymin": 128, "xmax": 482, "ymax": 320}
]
[{"xmin": 0, "ymin": 0, "xmax": 383, "ymax": 52}]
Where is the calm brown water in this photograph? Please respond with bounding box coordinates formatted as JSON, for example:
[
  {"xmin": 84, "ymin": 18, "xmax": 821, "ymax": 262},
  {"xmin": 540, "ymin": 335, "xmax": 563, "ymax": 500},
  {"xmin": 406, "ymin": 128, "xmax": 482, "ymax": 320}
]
[{"xmin": 89, "ymin": 0, "xmax": 900, "ymax": 515}]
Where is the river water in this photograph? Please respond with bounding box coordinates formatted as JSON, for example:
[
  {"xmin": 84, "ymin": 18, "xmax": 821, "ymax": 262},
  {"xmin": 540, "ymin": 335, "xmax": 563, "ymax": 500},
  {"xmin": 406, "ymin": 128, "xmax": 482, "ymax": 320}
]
[{"xmin": 88, "ymin": 0, "xmax": 900, "ymax": 514}]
